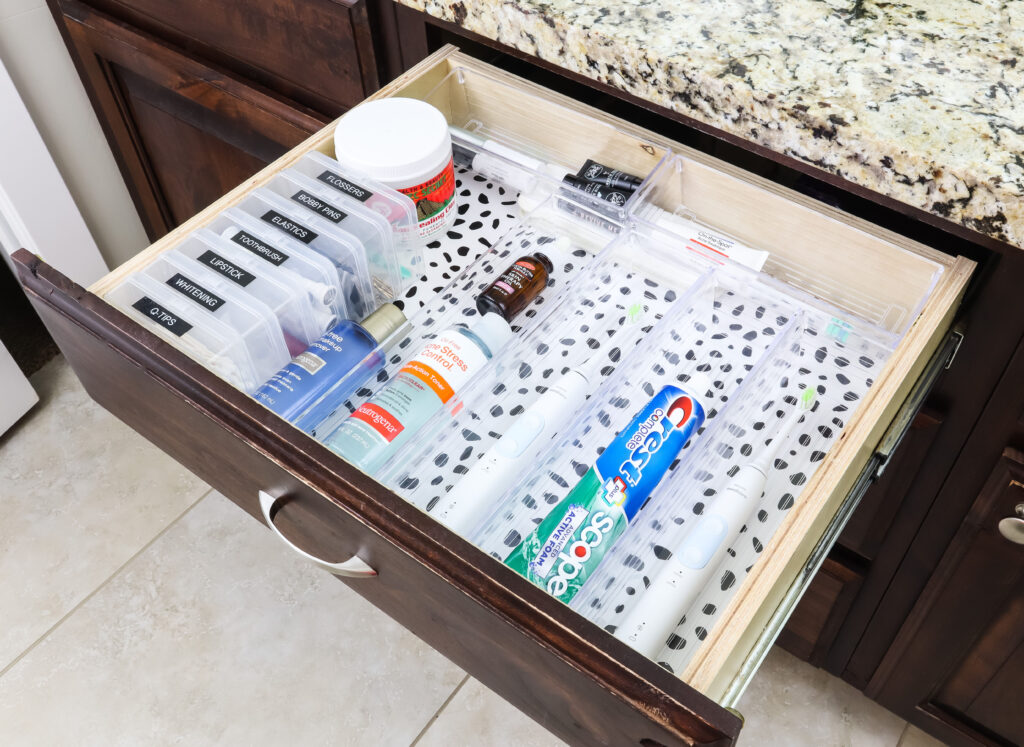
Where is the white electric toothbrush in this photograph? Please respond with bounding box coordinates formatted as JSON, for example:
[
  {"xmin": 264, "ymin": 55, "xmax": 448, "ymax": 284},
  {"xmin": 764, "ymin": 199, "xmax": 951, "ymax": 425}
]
[
  {"xmin": 433, "ymin": 359, "xmax": 603, "ymax": 535},
  {"xmin": 614, "ymin": 389, "xmax": 815, "ymax": 657}
]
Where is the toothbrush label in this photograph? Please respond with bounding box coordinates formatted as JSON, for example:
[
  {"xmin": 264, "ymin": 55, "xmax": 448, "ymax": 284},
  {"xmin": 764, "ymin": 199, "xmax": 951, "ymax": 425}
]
[
  {"xmin": 230, "ymin": 229, "xmax": 289, "ymax": 266},
  {"xmin": 291, "ymin": 190, "xmax": 347, "ymax": 224}
]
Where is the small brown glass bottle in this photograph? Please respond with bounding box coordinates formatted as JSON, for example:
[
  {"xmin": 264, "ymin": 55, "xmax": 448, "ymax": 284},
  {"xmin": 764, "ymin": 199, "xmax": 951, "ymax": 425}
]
[{"xmin": 476, "ymin": 253, "xmax": 554, "ymax": 321}]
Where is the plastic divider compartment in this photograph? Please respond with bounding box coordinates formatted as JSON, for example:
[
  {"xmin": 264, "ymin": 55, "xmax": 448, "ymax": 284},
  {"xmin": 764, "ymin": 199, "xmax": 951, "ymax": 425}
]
[
  {"xmin": 566, "ymin": 270, "xmax": 896, "ymax": 679},
  {"xmin": 205, "ymin": 207, "xmax": 346, "ymax": 324},
  {"xmin": 169, "ymin": 230, "xmax": 335, "ymax": 356},
  {"xmin": 466, "ymin": 265, "xmax": 802, "ymax": 563},
  {"xmin": 299, "ymin": 197, "xmax": 621, "ymax": 452},
  {"xmin": 233, "ymin": 188, "xmax": 377, "ymax": 319},
  {"xmin": 419, "ymin": 66, "xmax": 670, "ymax": 227},
  {"xmin": 636, "ymin": 154, "xmax": 945, "ymax": 341},
  {"xmin": 262, "ymin": 169, "xmax": 404, "ymax": 303},
  {"xmin": 291, "ymin": 151, "xmax": 423, "ymax": 286},
  {"xmin": 105, "ymin": 273, "xmax": 266, "ymax": 394},
  {"xmin": 378, "ymin": 235, "xmax": 720, "ymax": 530},
  {"xmin": 138, "ymin": 250, "xmax": 291, "ymax": 375}
]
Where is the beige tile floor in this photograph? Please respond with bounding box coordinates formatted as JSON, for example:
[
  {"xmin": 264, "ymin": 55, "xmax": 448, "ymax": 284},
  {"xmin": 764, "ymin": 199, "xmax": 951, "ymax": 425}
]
[{"xmin": 0, "ymin": 356, "xmax": 948, "ymax": 746}]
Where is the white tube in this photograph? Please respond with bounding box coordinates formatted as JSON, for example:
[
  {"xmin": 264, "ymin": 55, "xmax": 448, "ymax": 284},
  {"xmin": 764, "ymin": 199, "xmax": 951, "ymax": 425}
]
[{"xmin": 434, "ymin": 367, "xmax": 591, "ymax": 535}]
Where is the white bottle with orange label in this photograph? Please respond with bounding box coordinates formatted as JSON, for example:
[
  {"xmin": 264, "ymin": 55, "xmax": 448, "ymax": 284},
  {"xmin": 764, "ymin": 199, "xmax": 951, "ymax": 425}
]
[{"xmin": 325, "ymin": 313, "xmax": 512, "ymax": 475}]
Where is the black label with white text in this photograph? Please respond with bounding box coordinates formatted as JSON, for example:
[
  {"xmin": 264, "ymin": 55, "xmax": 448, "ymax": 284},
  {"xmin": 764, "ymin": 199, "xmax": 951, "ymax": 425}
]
[
  {"xmin": 316, "ymin": 169, "xmax": 372, "ymax": 202},
  {"xmin": 165, "ymin": 273, "xmax": 226, "ymax": 311},
  {"xmin": 291, "ymin": 190, "xmax": 347, "ymax": 223},
  {"xmin": 260, "ymin": 209, "xmax": 318, "ymax": 244},
  {"xmin": 132, "ymin": 296, "xmax": 193, "ymax": 336},
  {"xmin": 230, "ymin": 229, "xmax": 288, "ymax": 266},
  {"xmin": 197, "ymin": 250, "xmax": 255, "ymax": 287}
]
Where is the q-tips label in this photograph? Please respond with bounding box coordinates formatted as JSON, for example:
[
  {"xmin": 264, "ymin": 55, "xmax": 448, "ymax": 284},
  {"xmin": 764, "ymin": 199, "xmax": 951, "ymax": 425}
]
[
  {"xmin": 505, "ymin": 384, "xmax": 706, "ymax": 603},
  {"xmin": 131, "ymin": 296, "xmax": 193, "ymax": 337}
]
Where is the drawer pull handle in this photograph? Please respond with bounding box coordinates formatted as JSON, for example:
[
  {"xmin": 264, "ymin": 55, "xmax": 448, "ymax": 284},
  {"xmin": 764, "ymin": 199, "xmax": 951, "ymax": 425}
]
[
  {"xmin": 998, "ymin": 502, "xmax": 1024, "ymax": 546},
  {"xmin": 258, "ymin": 491, "xmax": 378, "ymax": 577}
]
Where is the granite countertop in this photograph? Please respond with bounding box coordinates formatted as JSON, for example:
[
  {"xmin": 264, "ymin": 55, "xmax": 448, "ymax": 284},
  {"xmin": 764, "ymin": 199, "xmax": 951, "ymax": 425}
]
[{"xmin": 399, "ymin": 0, "xmax": 1024, "ymax": 249}]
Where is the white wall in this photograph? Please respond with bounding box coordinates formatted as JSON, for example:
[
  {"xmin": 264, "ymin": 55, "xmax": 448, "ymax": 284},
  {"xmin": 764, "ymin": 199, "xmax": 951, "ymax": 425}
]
[{"xmin": 0, "ymin": 0, "xmax": 149, "ymax": 270}]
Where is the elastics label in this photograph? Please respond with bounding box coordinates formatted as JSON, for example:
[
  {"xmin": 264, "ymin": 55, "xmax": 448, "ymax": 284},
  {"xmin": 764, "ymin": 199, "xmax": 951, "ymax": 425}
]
[{"xmin": 260, "ymin": 210, "xmax": 318, "ymax": 244}]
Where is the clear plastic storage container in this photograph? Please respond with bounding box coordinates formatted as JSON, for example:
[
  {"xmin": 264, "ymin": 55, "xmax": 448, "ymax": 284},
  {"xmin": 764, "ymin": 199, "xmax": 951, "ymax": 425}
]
[
  {"xmin": 292, "ymin": 151, "xmax": 422, "ymax": 285},
  {"xmin": 167, "ymin": 230, "xmax": 335, "ymax": 356},
  {"xmin": 263, "ymin": 169, "xmax": 404, "ymax": 303},
  {"xmin": 205, "ymin": 207, "xmax": 346, "ymax": 324},
  {"xmin": 106, "ymin": 273, "xmax": 269, "ymax": 394},
  {"xmin": 234, "ymin": 189, "xmax": 377, "ymax": 318}
]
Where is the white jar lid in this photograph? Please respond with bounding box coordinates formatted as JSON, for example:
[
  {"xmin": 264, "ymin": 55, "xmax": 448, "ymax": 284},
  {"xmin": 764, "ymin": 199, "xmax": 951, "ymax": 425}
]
[{"xmin": 332, "ymin": 98, "xmax": 452, "ymax": 185}]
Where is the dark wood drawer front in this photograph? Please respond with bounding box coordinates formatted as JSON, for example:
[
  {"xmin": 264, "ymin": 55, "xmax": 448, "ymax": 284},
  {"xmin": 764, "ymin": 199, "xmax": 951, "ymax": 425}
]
[
  {"xmin": 15, "ymin": 250, "xmax": 741, "ymax": 747},
  {"xmin": 80, "ymin": 0, "xmax": 378, "ymax": 115},
  {"xmin": 778, "ymin": 558, "xmax": 863, "ymax": 666},
  {"xmin": 57, "ymin": 1, "xmax": 327, "ymax": 239}
]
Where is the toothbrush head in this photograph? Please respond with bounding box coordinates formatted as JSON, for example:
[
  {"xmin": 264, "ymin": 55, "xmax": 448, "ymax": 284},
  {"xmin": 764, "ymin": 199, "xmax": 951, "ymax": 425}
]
[{"xmin": 799, "ymin": 387, "xmax": 816, "ymax": 411}]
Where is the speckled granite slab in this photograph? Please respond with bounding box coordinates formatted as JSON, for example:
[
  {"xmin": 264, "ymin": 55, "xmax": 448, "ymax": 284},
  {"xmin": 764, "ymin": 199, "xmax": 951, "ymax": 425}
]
[{"xmin": 399, "ymin": 0, "xmax": 1024, "ymax": 249}]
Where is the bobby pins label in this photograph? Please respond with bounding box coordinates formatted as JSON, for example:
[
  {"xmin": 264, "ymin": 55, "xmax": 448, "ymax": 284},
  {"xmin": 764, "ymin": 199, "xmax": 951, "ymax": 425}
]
[
  {"xmin": 197, "ymin": 250, "xmax": 256, "ymax": 287},
  {"xmin": 290, "ymin": 190, "xmax": 347, "ymax": 223},
  {"xmin": 261, "ymin": 209, "xmax": 318, "ymax": 244},
  {"xmin": 165, "ymin": 273, "xmax": 226, "ymax": 311},
  {"xmin": 132, "ymin": 296, "xmax": 193, "ymax": 336},
  {"xmin": 316, "ymin": 170, "xmax": 372, "ymax": 202},
  {"xmin": 230, "ymin": 229, "xmax": 288, "ymax": 266}
]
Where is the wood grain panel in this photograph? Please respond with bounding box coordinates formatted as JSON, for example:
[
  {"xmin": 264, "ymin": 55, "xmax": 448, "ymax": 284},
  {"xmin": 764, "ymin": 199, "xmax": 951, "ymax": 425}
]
[
  {"xmin": 55, "ymin": 0, "xmax": 326, "ymax": 239},
  {"xmin": 871, "ymin": 450, "xmax": 1024, "ymax": 747},
  {"xmin": 74, "ymin": 0, "xmax": 378, "ymax": 115}
]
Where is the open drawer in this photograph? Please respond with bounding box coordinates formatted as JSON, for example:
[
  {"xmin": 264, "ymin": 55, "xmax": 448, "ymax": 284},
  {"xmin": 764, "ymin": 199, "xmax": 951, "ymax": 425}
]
[{"xmin": 14, "ymin": 46, "xmax": 973, "ymax": 746}]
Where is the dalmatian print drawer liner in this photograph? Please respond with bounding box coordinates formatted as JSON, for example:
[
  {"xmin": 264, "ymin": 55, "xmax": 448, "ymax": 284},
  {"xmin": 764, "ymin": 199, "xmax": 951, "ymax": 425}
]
[{"xmin": 310, "ymin": 165, "xmax": 890, "ymax": 675}]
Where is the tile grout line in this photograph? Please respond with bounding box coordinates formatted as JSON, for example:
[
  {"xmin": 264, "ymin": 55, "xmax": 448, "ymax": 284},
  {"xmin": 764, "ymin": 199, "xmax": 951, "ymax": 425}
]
[
  {"xmin": 0, "ymin": 486, "xmax": 215, "ymax": 679},
  {"xmin": 408, "ymin": 674, "xmax": 471, "ymax": 747}
]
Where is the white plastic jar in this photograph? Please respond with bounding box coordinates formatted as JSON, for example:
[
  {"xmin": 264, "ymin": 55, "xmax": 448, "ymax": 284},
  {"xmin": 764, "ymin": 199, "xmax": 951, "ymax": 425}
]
[{"xmin": 332, "ymin": 98, "xmax": 456, "ymax": 239}]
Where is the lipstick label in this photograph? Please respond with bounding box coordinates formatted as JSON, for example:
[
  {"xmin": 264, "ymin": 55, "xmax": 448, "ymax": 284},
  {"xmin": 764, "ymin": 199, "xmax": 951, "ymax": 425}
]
[{"xmin": 197, "ymin": 250, "xmax": 255, "ymax": 287}]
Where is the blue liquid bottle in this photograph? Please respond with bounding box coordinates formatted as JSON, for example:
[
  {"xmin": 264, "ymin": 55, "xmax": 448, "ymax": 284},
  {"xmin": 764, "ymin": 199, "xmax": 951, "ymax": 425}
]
[{"xmin": 253, "ymin": 303, "xmax": 407, "ymax": 431}]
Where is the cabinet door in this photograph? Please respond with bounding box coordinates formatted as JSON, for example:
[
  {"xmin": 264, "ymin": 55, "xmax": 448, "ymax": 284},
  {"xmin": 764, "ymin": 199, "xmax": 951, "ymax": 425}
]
[
  {"xmin": 872, "ymin": 449, "xmax": 1024, "ymax": 746},
  {"xmin": 56, "ymin": 0, "xmax": 327, "ymax": 239},
  {"xmin": 79, "ymin": 0, "xmax": 379, "ymax": 116}
]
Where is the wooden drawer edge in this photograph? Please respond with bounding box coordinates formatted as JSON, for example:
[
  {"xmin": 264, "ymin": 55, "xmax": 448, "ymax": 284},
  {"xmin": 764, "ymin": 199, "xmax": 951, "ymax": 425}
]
[
  {"xmin": 17, "ymin": 247, "xmax": 742, "ymax": 746},
  {"xmin": 682, "ymin": 255, "xmax": 974, "ymax": 699}
]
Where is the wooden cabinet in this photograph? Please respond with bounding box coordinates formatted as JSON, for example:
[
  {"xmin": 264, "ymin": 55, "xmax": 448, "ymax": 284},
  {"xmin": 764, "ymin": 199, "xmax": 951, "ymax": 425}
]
[
  {"xmin": 869, "ymin": 450, "xmax": 1024, "ymax": 746},
  {"xmin": 48, "ymin": 0, "xmax": 357, "ymax": 239}
]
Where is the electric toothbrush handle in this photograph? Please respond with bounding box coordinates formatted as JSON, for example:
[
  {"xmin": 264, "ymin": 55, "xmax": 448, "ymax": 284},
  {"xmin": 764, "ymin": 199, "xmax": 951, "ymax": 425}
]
[{"xmin": 615, "ymin": 557, "xmax": 713, "ymax": 656}]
